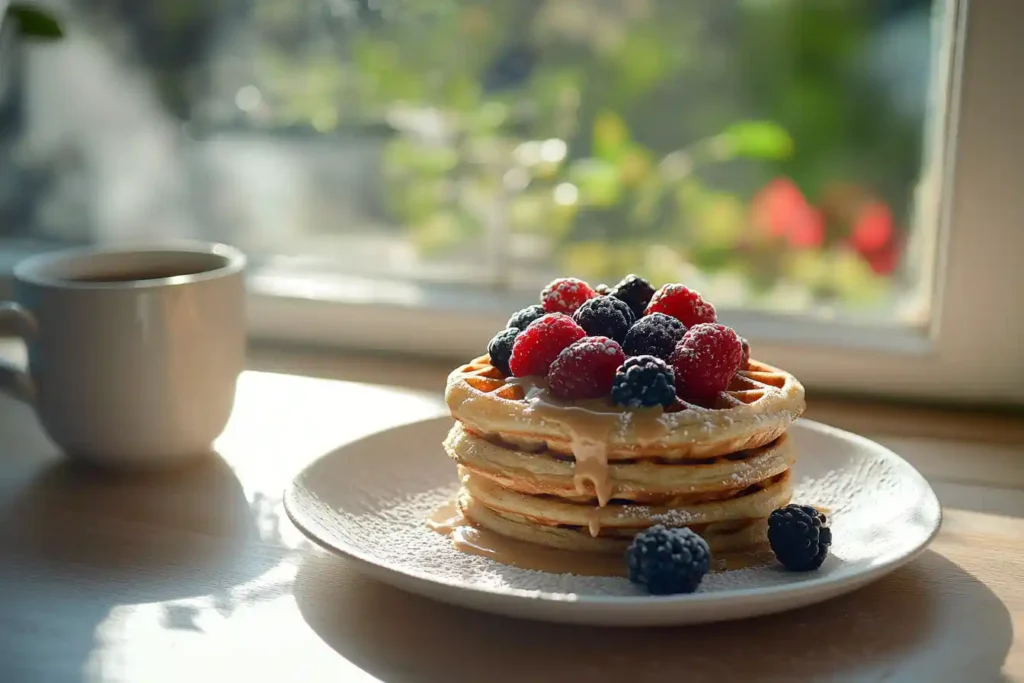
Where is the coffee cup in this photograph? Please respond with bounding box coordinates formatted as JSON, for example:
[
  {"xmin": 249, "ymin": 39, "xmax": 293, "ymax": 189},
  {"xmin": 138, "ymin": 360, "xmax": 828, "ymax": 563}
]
[{"xmin": 0, "ymin": 242, "xmax": 246, "ymax": 468}]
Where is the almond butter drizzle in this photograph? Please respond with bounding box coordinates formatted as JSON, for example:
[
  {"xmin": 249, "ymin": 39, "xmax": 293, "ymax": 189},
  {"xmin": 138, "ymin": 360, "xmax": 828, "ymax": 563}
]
[
  {"xmin": 427, "ymin": 500, "xmax": 624, "ymax": 576},
  {"xmin": 505, "ymin": 377, "xmax": 673, "ymax": 537}
]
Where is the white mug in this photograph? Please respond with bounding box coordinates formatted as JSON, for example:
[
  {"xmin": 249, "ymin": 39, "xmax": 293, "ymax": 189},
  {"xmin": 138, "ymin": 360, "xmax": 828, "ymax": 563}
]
[{"xmin": 0, "ymin": 242, "xmax": 247, "ymax": 468}]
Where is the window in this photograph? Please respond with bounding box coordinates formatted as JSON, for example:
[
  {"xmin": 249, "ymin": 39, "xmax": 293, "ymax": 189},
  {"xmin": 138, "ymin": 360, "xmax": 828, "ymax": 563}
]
[{"xmin": 0, "ymin": 0, "xmax": 1020, "ymax": 403}]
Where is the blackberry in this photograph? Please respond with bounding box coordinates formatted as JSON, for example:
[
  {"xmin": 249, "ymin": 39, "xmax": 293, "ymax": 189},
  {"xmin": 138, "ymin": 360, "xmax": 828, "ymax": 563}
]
[
  {"xmin": 622, "ymin": 313, "xmax": 687, "ymax": 361},
  {"xmin": 610, "ymin": 274, "xmax": 656, "ymax": 319},
  {"xmin": 768, "ymin": 504, "xmax": 832, "ymax": 571},
  {"xmin": 611, "ymin": 356, "xmax": 676, "ymax": 408},
  {"xmin": 487, "ymin": 327, "xmax": 520, "ymax": 375},
  {"xmin": 507, "ymin": 304, "xmax": 546, "ymax": 331},
  {"xmin": 571, "ymin": 296, "xmax": 635, "ymax": 343},
  {"xmin": 626, "ymin": 525, "xmax": 710, "ymax": 595}
]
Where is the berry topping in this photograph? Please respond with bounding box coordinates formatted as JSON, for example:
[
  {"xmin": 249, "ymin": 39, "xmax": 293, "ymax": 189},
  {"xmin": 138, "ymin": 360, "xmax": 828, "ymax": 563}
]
[
  {"xmin": 546, "ymin": 336, "xmax": 625, "ymax": 400},
  {"xmin": 622, "ymin": 313, "xmax": 687, "ymax": 361},
  {"xmin": 670, "ymin": 323, "xmax": 743, "ymax": 405},
  {"xmin": 768, "ymin": 504, "xmax": 832, "ymax": 571},
  {"xmin": 610, "ymin": 274, "xmax": 656, "ymax": 319},
  {"xmin": 487, "ymin": 327, "xmax": 520, "ymax": 376},
  {"xmin": 611, "ymin": 355, "xmax": 676, "ymax": 408},
  {"xmin": 507, "ymin": 304, "xmax": 546, "ymax": 331},
  {"xmin": 644, "ymin": 283, "xmax": 717, "ymax": 328},
  {"xmin": 509, "ymin": 314, "xmax": 586, "ymax": 377},
  {"xmin": 540, "ymin": 277, "xmax": 598, "ymax": 315},
  {"xmin": 739, "ymin": 336, "xmax": 751, "ymax": 370},
  {"xmin": 571, "ymin": 296, "xmax": 636, "ymax": 342},
  {"xmin": 626, "ymin": 525, "xmax": 710, "ymax": 595}
]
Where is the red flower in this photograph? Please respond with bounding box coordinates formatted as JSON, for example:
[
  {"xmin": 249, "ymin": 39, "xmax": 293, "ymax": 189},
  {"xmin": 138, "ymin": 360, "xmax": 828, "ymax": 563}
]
[
  {"xmin": 851, "ymin": 202, "xmax": 894, "ymax": 255},
  {"xmin": 866, "ymin": 245, "xmax": 899, "ymax": 275},
  {"xmin": 849, "ymin": 201, "xmax": 900, "ymax": 274},
  {"xmin": 751, "ymin": 178, "xmax": 824, "ymax": 249},
  {"xmin": 786, "ymin": 206, "xmax": 825, "ymax": 248},
  {"xmin": 752, "ymin": 178, "xmax": 804, "ymax": 238}
]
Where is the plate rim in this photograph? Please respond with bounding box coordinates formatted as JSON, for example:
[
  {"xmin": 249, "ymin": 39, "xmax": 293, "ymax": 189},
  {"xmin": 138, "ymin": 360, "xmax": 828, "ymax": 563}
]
[{"xmin": 283, "ymin": 417, "xmax": 943, "ymax": 611}]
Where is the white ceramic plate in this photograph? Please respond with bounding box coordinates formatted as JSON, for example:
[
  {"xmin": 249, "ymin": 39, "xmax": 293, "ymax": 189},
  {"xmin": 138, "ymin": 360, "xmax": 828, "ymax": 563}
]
[{"xmin": 284, "ymin": 417, "xmax": 941, "ymax": 626}]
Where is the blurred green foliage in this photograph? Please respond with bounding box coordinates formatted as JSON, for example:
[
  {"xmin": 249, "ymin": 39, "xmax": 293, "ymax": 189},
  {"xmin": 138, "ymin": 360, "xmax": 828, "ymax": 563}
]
[
  {"xmin": 288, "ymin": 0, "xmax": 918, "ymax": 308},
  {"xmin": 71, "ymin": 0, "xmax": 926, "ymax": 309},
  {"xmin": 4, "ymin": 3, "xmax": 64, "ymax": 39}
]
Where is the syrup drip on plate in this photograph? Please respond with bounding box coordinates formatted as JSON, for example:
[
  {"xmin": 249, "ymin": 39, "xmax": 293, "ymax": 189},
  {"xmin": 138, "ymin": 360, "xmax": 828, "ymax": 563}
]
[
  {"xmin": 427, "ymin": 500, "xmax": 625, "ymax": 576},
  {"xmin": 426, "ymin": 500, "xmax": 464, "ymax": 534}
]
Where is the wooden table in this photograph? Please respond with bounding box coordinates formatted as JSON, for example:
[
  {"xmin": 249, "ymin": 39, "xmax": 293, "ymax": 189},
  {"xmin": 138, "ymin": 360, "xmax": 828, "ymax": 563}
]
[{"xmin": 1, "ymin": 347, "xmax": 1022, "ymax": 682}]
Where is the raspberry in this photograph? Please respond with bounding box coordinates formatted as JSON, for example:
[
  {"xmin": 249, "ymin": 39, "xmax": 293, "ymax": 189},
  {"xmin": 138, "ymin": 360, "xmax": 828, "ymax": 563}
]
[
  {"xmin": 540, "ymin": 277, "xmax": 597, "ymax": 315},
  {"xmin": 626, "ymin": 525, "xmax": 710, "ymax": 595},
  {"xmin": 571, "ymin": 296, "xmax": 635, "ymax": 342},
  {"xmin": 509, "ymin": 314, "xmax": 586, "ymax": 377},
  {"xmin": 670, "ymin": 323, "xmax": 743, "ymax": 405},
  {"xmin": 546, "ymin": 336, "xmax": 625, "ymax": 400},
  {"xmin": 739, "ymin": 336, "xmax": 750, "ymax": 370},
  {"xmin": 507, "ymin": 304, "xmax": 545, "ymax": 331},
  {"xmin": 611, "ymin": 355, "xmax": 676, "ymax": 408},
  {"xmin": 622, "ymin": 313, "xmax": 687, "ymax": 361},
  {"xmin": 644, "ymin": 284, "xmax": 717, "ymax": 328},
  {"xmin": 768, "ymin": 504, "xmax": 832, "ymax": 571},
  {"xmin": 487, "ymin": 327, "xmax": 520, "ymax": 375},
  {"xmin": 610, "ymin": 274, "xmax": 656, "ymax": 319}
]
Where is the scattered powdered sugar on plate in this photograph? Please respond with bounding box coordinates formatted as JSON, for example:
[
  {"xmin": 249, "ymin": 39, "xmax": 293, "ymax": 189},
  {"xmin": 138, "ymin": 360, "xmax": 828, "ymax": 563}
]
[
  {"xmin": 336, "ymin": 485, "xmax": 805, "ymax": 598},
  {"xmin": 328, "ymin": 484, "xmax": 625, "ymax": 597},
  {"xmin": 286, "ymin": 418, "xmax": 940, "ymax": 603}
]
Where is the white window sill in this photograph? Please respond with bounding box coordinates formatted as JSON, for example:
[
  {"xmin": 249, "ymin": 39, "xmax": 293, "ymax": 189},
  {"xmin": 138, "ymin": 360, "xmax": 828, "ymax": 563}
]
[{"xmin": 246, "ymin": 265, "xmax": 933, "ymax": 355}]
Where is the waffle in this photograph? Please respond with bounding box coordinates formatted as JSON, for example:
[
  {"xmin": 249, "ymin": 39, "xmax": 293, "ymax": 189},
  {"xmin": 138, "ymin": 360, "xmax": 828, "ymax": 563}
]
[
  {"xmin": 445, "ymin": 421, "xmax": 796, "ymax": 502},
  {"xmin": 458, "ymin": 490, "xmax": 776, "ymax": 555},
  {"xmin": 446, "ymin": 357, "xmax": 804, "ymax": 460},
  {"xmin": 441, "ymin": 354, "xmax": 805, "ymax": 559}
]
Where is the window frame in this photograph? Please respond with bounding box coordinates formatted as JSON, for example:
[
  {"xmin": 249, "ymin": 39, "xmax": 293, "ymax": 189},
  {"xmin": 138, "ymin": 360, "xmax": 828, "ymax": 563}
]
[{"xmin": 1, "ymin": 0, "xmax": 1021, "ymax": 405}]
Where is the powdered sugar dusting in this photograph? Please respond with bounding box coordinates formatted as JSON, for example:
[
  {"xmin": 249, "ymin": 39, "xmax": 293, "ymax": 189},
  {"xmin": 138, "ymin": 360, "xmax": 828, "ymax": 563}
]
[
  {"xmin": 288, "ymin": 418, "xmax": 939, "ymax": 602},
  {"xmin": 540, "ymin": 278, "xmax": 597, "ymax": 315},
  {"xmin": 648, "ymin": 508, "xmax": 698, "ymax": 526},
  {"xmin": 646, "ymin": 283, "xmax": 717, "ymax": 327}
]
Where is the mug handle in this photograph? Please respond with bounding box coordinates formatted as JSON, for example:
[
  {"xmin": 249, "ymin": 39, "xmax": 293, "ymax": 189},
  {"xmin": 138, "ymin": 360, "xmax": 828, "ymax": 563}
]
[{"xmin": 0, "ymin": 301, "xmax": 38, "ymax": 404}]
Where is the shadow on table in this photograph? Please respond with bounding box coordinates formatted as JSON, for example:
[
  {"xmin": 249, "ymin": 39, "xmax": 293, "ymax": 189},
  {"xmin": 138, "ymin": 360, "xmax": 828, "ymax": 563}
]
[
  {"xmin": 1, "ymin": 453, "xmax": 285, "ymax": 682},
  {"xmin": 294, "ymin": 550, "xmax": 1012, "ymax": 683},
  {"xmin": 931, "ymin": 480, "xmax": 1024, "ymax": 520}
]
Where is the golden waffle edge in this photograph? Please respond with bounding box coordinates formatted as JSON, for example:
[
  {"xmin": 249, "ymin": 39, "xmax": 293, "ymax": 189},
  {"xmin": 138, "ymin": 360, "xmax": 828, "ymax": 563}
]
[{"xmin": 446, "ymin": 356, "xmax": 805, "ymax": 459}]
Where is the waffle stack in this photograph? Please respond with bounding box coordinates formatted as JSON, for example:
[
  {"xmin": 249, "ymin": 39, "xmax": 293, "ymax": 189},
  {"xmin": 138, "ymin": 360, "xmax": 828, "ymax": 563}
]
[{"xmin": 443, "ymin": 355, "xmax": 805, "ymax": 558}]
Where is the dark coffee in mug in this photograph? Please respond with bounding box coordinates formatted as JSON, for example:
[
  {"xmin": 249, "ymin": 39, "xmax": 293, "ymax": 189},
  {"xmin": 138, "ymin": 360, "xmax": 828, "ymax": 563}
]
[
  {"xmin": 48, "ymin": 249, "xmax": 230, "ymax": 286},
  {"xmin": 66, "ymin": 266, "xmax": 212, "ymax": 283}
]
